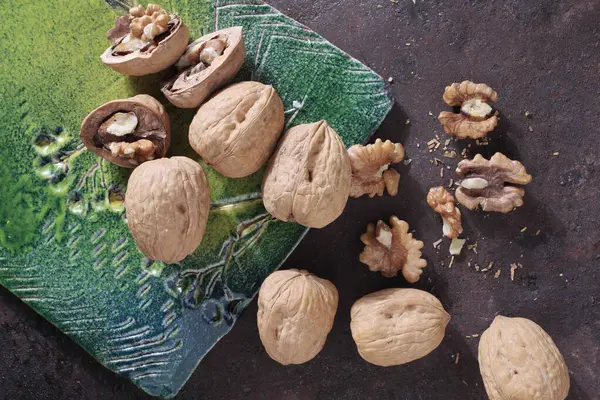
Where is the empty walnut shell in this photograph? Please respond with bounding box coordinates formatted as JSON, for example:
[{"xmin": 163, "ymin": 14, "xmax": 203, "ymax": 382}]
[
  {"xmin": 189, "ymin": 81, "xmax": 284, "ymax": 178},
  {"xmin": 101, "ymin": 13, "xmax": 189, "ymax": 76},
  {"xmin": 80, "ymin": 95, "xmax": 170, "ymax": 168},
  {"xmin": 162, "ymin": 27, "xmax": 245, "ymax": 108},
  {"xmin": 125, "ymin": 157, "xmax": 210, "ymax": 263},
  {"xmin": 262, "ymin": 120, "xmax": 352, "ymax": 229}
]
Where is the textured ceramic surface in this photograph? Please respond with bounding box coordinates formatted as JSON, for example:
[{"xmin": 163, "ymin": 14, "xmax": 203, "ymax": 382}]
[{"xmin": 0, "ymin": 0, "xmax": 391, "ymax": 397}]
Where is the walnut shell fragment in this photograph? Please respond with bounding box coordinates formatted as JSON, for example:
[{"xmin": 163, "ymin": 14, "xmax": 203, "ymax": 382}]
[
  {"xmin": 257, "ymin": 269, "xmax": 338, "ymax": 365},
  {"xmin": 262, "ymin": 120, "xmax": 351, "ymax": 228},
  {"xmin": 80, "ymin": 94, "xmax": 170, "ymax": 168},
  {"xmin": 427, "ymin": 186, "xmax": 463, "ymax": 238},
  {"xmin": 478, "ymin": 316, "xmax": 570, "ymax": 400},
  {"xmin": 162, "ymin": 27, "xmax": 245, "ymax": 108},
  {"xmin": 351, "ymin": 288, "xmax": 450, "ymax": 367},
  {"xmin": 438, "ymin": 80, "xmax": 499, "ymax": 139},
  {"xmin": 125, "ymin": 157, "xmax": 210, "ymax": 263},
  {"xmin": 189, "ymin": 81, "xmax": 284, "ymax": 178},
  {"xmin": 456, "ymin": 152, "xmax": 532, "ymax": 213},
  {"xmin": 348, "ymin": 138, "xmax": 405, "ymax": 197},
  {"xmin": 101, "ymin": 4, "xmax": 189, "ymax": 76},
  {"xmin": 359, "ymin": 216, "xmax": 426, "ymax": 282}
]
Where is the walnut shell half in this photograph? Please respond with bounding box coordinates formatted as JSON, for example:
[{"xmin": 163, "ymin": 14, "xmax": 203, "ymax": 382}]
[
  {"xmin": 101, "ymin": 12, "xmax": 189, "ymax": 76},
  {"xmin": 257, "ymin": 269, "xmax": 338, "ymax": 365},
  {"xmin": 478, "ymin": 316, "xmax": 570, "ymax": 400},
  {"xmin": 162, "ymin": 27, "xmax": 245, "ymax": 108},
  {"xmin": 351, "ymin": 288, "xmax": 450, "ymax": 367},
  {"xmin": 125, "ymin": 156, "xmax": 210, "ymax": 263},
  {"xmin": 80, "ymin": 94, "xmax": 170, "ymax": 168},
  {"xmin": 189, "ymin": 81, "xmax": 284, "ymax": 178},
  {"xmin": 262, "ymin": 120, "xmax": 352, "ymax": 228}
]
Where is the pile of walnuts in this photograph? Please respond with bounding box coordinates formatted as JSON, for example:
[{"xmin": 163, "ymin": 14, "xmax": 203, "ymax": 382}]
[{"xmin": 79, "ymin": 4, "xmax": 568, "ymax": 399}]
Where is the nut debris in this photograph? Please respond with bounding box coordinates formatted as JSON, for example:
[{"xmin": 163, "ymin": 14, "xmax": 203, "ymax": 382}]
[
  {"xmin": 438, "ymin": 81, "xmax": 498, "ymax": 139},
  {"xmin": 427, "ymin": 186, "xmax": 463, "ymax": 238},
  {"xmin": 359, "ymin": 216, "xmax": 427, "ymax": 282},
  {"xmin": 348, "ymin": 139, "xmax": 405, "ymax": 197},
  {"xmin": 456, "ymin": 153, "xmax": 532, "ymax": 213}
]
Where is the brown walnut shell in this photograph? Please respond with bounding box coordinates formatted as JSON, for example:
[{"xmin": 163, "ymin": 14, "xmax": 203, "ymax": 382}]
[
  {"xmin": 189, "ymin": 81, "xmax": 284, "ymax": 178},
  {"xmin": 80, "ymin": 94, "xmax": 170, "ymax": 168},
  {"xmin": 125, "ymin": 157, "xmax": 210, "ymax": 263},
  {"xmin": 257, "ymin": 269, "xmax": 338, "ymax": 365},
  {"xmin": 101, "ymin": 15, "xmax": 189, "ymax": 76},
  {"xmin": 262, "ymin": 120, "xmax": 352, "ymax": 229},
  {"xmin": 162, "ymin": 26, "xmax": 246, "ymax": 108}
]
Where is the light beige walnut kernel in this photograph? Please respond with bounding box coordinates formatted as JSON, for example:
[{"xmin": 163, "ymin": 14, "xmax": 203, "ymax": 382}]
[
  {"xmin": 438, "ymin": 80, "xmax": 498, "ymax": 139},
  {"xmin": 456, "ymin": 152, "xmax": 532, "ymax": 213},
  {"xmin": 348, "ymin": 139, "xmax": 405, "ymax": 197},
  {"xmin": 427, "ymin": 186, "xmax": 463, "ymax": 238},
  {"xmin": 359, "ymin": 216, "xmax": 426, "ymax": 282}
]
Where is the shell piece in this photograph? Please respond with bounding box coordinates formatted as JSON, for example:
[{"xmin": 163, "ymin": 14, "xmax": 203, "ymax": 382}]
[
  {"xmin": 348, "ymin": 138, "xmax": 405, "ymax": 198},
  {"xmin": 101, "ymin": 8, "xmax": 189, "ymax": 76},
  {"xmin": 426, "ymin": 186, "xmax": 463, "ymax": 238},
  {"xmin": 359, "ymin": 216, "xmax": 427, "ymax": 282},
  {"xmin": 456, "ymin": 153, "xmax": 532, "ymax": 213},
  {"xmin": 262, "ymin": 120, "xmax": 352, "ymax": 229},
  {"xmin": 162, "ymin": 27, "xmax": 245, "ymax": 108},
  {"xmin": 80, "ymin": 94, "xmax": 170, "ymax": 168},
  {"xmin": 350, "ymin": 288, "xmax": 450, "ymax": 367},
  {"xmin": 438, "ymin": 80, "xmax": 499, "ymax": 139},
  {"xmin": 125, "ymin": 157, "xmax": 210, "ymax": 263},
  {"xmin": 257, "ymin": 269, "xmax": 338, "ymax": 365},
  {"xmin": 478, "ymin": 316, "xmax": 570, "ymax": 400},
  {"xmin": 189, "ymin": 81, "xmax": 284, "ymax": 178}
]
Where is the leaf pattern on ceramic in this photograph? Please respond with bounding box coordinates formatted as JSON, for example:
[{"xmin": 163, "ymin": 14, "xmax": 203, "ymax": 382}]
[{"xmin": 0, "ymin": 0, "xmax": 392, "ymax": 398}]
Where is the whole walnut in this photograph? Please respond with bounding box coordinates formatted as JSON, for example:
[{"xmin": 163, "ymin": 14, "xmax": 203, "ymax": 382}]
[
  {"xmin": 262, "ymin": 120, "xmax": 351, "ymax": 228},
  {"xmin": 189, "ymin": 81, "xmax": 284, "ymax": 178},
  {"xmin": 125, "ymin": 156, "xmax": 210, "ymax": 263},
  {"xmin": 350, "ymin": 288, "xmax": 450, "ymax": 367},
  {"xmin": 478, "ymin": 316, "xmax": 570, "ymax": 400},
  {"xmin": 257, "ymin": 269, "xmax": 338, "ymax": 365}
]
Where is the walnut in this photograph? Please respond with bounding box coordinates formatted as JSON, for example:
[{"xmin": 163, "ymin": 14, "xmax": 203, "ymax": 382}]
[
  {"xmin": 455, "ymin": 153, "xmax": 532, "ymax": 213},
  {"xmin": 162, "ymin": 27, "xmax": 245, "ymax": 108},
  {"xmin": 438, "ymin": 80, "xmax": 498, "ymax": 139},
  {"xmin": 262, "ymin": 120, "xmax": 351, "ymax": 229},
  {"xmin": 125, "ymin": 157, "xmax": 210, "ymax": 263},
  {"xmin": 359, "ymin": 216, "xmax": 427, "ymax": 282},
  {"xmin": 348, "ymin": 139, "xmax": 405, "ymax": 197},
  {"xmin": 189, "ymin": 81, "xmax": 284, "ymax": 178},
  {"xmin": 257, "ymin": 269, "xmax": 338, "ymax": 365},
  {"xmin": 80, "ymin": 95, "xmax": 170, "ymax": 168},
  {"xmin": 426, "ymin": 186, "xmax": 463, "ymax": 239},
  {"xmin": 101, "ymin": 4, "xmax": 189, "ymax": 76}
]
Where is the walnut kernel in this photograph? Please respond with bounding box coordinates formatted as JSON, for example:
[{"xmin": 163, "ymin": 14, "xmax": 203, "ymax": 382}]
[
  {"xmin": 359, "ymin": 216, "xmax": 427, "ymax": 282},
  {"xmin": 348, "ymin": 139, "xmax": 405, "ymax": 198},
  {"xmin": 427, "ymin": 186, "xmax": 463, "ymax": 239},
  {"xmin": 456, "ymin": 153, "xmax": 532, "ymax": 213}
]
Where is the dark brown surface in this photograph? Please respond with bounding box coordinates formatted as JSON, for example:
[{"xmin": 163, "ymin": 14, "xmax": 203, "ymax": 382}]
[{"xmin": 1, "ymin": 1, "xmax": 599, "ymax": 399}]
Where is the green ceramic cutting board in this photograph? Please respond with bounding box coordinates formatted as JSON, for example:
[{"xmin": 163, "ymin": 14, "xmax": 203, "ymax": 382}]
[{"xmin": 0, "ymin": 0, "xmax": 392, "ymax": 397}]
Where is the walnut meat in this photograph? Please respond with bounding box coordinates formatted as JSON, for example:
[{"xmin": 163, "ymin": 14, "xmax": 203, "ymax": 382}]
[
  {"xmin": 427, "ymin": 186, "xmax": 463, "ymax": 238},
  {"xmin": 348, "ymin": 139, "xmax": 405, "ymax": 197},
  {"xmin": 101, "ymin": 4, "xmax": 189, "ymax": 76},
  {"xmin": 456, "ymin": 152, "xmax": 532, "ymax": 213},
  {"xmin": 359, "ymin": 216, "xmax": 426, "ymax": 282},
  {"xmin": 257, "ymin": 269, "xmax": 338, "ymax": 365},
  {"xmin": 189, "ymin": 81, "xmax": 284, "ymax": 178},
  {"xmin": 162, "ymin": 27, "xmax": 245, "ymax": 108},
  {"xmin": 80, "ymin": 95, "xmax": 170, "ymax": 168},
  {"xmin": 125, "ymin": 157, "xmax": 210, "ymax": 263},
  {"xmin": 351, "ymin": 288, "xmax": 450, "ymax": 366},
  {"xmin": 262, "ymin": 120, "xmax": 351, "ymax": 228},
  {"xmin": 479, "ymin": 316, "xmax": 570, "ymax": 400},
  {"xmin": 438, "ymin": 80, "xmax": 498, "ymax": 139}
]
